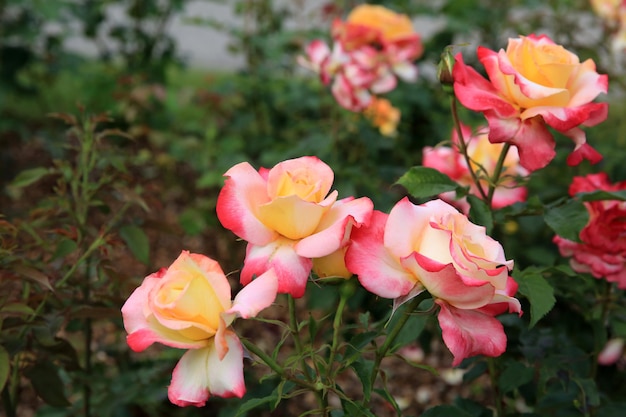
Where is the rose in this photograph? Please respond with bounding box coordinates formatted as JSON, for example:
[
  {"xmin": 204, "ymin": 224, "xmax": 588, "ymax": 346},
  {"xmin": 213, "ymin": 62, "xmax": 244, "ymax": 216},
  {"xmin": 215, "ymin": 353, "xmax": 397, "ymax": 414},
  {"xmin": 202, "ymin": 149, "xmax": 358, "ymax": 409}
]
[
  {"xmin": 332, "ymin": 4, "xmax": 423, "ymax": 67},
  {"xmin": 346, "ymin": 198, "xmax": 521, "ymax": 365},
  {"xmin": 364, "ymin": 97, "xmax": 401, "ymax": 137},
  {"xmin": 121, "ymin": 251, "xmax": 278, "ymax": 406},
  {"xmin": 553, "ymin": 173, "xmax": 626, "ymax": 288},
  {"xmin": 298, "ymin": 5, "xmax": 422, "ymax": 112},
  {"xmin": 216, "ymin": 156, "xmax": 373, "ymax": 297},
  {"xmin": 422, "ymin": 124, "xmax": 528, "ymax": 212},
  {"xmin": 453, "ymin": 34, "xmax": 608, "ymax": 171}
]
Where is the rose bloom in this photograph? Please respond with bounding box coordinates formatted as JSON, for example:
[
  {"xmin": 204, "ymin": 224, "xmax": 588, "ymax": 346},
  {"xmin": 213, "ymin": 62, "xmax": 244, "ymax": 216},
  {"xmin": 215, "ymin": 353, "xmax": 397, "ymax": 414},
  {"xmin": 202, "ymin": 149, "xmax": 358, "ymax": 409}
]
[
  {"xmin": 364, "ymin": 97, "xmax": 401, "ymax": 137},
  {"xmin": 453, "ymin": 34, "xmax": 608, "ymax": 172},
  {"xmin": 216, "ymin": 156, "xmax": 373, "ymax": 297},
  {"xmin": 298, "ymin": 4, "xmax": 422, "ymax": 112},
  {"xmin": 423, "ymin": 124, "xmax": 528, "ymax": 213},
  {"xmin": 553, "ymin": 173, "xmax": 626, "ymax": 288},
  {"xmin": 346, "ymin": 198, "xmax": 521, "ymax": 365},
  {"xmin": 121, "ymin": 251, "xmax": 278, "ymax": 406}
]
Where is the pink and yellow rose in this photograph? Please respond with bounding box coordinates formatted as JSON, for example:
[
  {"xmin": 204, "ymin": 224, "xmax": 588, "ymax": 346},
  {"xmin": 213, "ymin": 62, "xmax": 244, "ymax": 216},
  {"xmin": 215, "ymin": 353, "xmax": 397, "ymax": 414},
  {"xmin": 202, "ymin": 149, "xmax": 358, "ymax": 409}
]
[
  {"xmin": 298, "ymin": 4, "xmax": 422, "ymax": 112},
  {"xmin": 216, "ymin": 156, "xmax": 373, "ymax": 297},
  {"xmin": 345, "ymin": 198, "xmax": 521, "ymax": 365},
  {"xmin": 553, "ymin": 173, "xmax": 626, "ymax": 288},
  {"xmin": 121, "ymin": 251, "xmax": 278, "ymax": 406},
  {"xmin": 453, "ymin": 34, "xmax": 608, "ymax": 171},
  {"xmin": 423, "ymin": 124, "xmax": 528, "ymax": 212}
]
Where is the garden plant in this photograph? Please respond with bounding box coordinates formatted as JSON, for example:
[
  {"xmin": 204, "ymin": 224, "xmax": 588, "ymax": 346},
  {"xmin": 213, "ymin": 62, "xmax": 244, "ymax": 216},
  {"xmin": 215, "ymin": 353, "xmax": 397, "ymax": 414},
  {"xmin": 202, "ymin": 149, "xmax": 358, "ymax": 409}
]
[{"xmin": 2, "ymin": 1, "xmax": 626, "ymax": 416}]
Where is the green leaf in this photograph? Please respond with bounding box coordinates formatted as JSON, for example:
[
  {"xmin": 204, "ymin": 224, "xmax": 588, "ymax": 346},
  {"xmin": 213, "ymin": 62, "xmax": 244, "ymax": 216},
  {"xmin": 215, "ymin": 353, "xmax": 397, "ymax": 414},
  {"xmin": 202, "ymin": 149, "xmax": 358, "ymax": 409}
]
[
  {"xmin": 544, "ymin": 199, "xmax": 588, "ymax": 242},
  {"xmin": 395, "ymin": 166, "xmax": 458, "ymax": 199},
  {"xmin": 467, "ymin": 195, "xmax": 493, "ymax": 234},
  {"xmin": 514, "ymin": 268, "xmax": 556, "ymax": 328},
  {"xmin": 421, "ymin": 405, "xmax": 473, "ymax": 417},
  {"xmin": 498, "ymin": 361, "xmax": 534, "ymax": 393},
  {"xmin": 24, "ymin": 362, "xmax": 70, "ymax": 407},
  {"xmin": 0, "ymin": 345, "xmax": 9, "ymax": 393},
  {"xmin": 10, "ymin": 167, "xmax": 51, "ymax": 188},
  {"xmin": 580, "ymin": 190, "xmax": 626, "ymax": 202},
  {"xmin": 351, "ymin": 358, "xmax": 374, "ymax": 401},
  {"xmin": 119, "ymin": 224, "xmax": 150, "ymax": 264},
  {"xmin": 341, "ymin": 399, "xmax": 377, "ymax": 417},
  {"xmin": 235, "ymin": 380, "xmax": 295, "ymax": 416},
  {"xmin": 1, "ymin": 302, "xmax": 35, "ymax": 315},
  {"xmin": 51, "ymin": 238, "xmax": 78, "ymax": 261}
]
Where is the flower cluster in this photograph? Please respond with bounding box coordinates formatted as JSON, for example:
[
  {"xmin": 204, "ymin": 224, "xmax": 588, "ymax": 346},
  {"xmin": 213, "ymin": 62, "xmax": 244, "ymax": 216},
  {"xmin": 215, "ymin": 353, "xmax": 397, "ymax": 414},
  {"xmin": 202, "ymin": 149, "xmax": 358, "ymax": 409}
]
[
  {"xmin": 453, "ymin": 34, "xmax": 608, "ymax": 172},
  {"xmin": 423, "ymin": 123, "xmax": 528, "ymax": 213},
  {"xmin": 298, "ymin": 4, "xmax": 422, "ymax": 112},
  {"xmin": 121, "ymin": 251, "xmax": 277, "ymax": 406},
  {"xmin": 590, "ymin": 0, "xmax": 626, "ymax": 52},
  {"xmin": 553, "ymin": 173, "xmax": 626, "ymax": 288}
]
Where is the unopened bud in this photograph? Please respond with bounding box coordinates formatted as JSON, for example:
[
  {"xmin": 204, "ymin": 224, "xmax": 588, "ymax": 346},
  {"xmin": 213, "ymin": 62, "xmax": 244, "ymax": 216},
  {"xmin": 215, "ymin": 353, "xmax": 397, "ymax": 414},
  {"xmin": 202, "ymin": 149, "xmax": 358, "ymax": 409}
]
[{"xmin": 437, "ymin": 46, "xmax": 456, "ymax": 89}]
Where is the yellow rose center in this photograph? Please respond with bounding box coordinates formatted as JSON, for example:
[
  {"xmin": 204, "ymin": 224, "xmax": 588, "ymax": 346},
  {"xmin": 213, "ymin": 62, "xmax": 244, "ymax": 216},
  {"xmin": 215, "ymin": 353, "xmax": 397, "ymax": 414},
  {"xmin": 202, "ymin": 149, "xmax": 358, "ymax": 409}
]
[
  {"xmin": 153, "ymin": 272, "xmax": 224, "ymax": 340},
  {"xmin": 275, "ymin": 170, "xmax": 324, "ymax": 202}
]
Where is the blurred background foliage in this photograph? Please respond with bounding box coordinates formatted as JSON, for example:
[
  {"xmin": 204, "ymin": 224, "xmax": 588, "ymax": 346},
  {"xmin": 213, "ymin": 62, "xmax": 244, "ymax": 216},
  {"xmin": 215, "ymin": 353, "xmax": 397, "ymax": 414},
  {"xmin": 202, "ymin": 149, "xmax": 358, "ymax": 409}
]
[{"xmin": 1, "ymin": 0, "xmax": 626, "ymax": 416}]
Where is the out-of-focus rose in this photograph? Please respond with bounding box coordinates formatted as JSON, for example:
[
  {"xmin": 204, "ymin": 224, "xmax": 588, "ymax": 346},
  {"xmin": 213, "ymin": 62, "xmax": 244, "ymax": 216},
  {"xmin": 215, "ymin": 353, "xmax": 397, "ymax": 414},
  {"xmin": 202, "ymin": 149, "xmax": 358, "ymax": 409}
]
[
  {"xmin": 364, "ymin": 97, "xmax": 401, "ymax": 137},
  {"xmin": 553, "ymin": 173, "xmax": 626, "ymax": 288},
  {"xmin": 598, "ymin": 338, "xmax": 625, "ymax": 365},
  {"xmin": 217, "ymin": 156, "xmax": 373, "ymax": 297},
  {"xmin": 121, "ymin": 251, "xmax": 278, "ymax": 406},
  {"xmin": 590, "ymin": 0, "xmax": 624, "ymax": 25},
  {"xmin": 346, "ymin": 198, "xmax": 521, "ymax": 365},
  {"xmin": 423, "ymin": 124, "xmax": 528, "ymax": 213},
  {"xmin": 453, "ymin": 34, "xmax": 608, "ymax": 172},
  {"xmin": 298, "ymin": 4, "xmax": 421, "ymax": 112}
]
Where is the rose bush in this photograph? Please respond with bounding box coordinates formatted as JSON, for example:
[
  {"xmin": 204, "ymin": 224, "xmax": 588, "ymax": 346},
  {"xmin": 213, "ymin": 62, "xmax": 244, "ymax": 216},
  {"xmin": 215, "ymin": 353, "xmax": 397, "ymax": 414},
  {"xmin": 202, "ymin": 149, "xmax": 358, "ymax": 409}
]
[
  {"xmin": 453, "ymin": 34, "xmax": 608, "ymax": 171},
  {"xmin": 345, "ymin": 197, "xmax": 521, "ymax": 365},
  {"xmin": 121, "ymin": 251, "xmax": 278, "ymax": 406},
  {"xmin": 553, "ymin": 173, "xmax": 626, "ymax": 288},
  {"xmin": 216, "ymin": 156, "xmax": 373, "ymax": 297},
  {"xmin": 423, "ymin": 123, "xmax": 527, "ymax": 212}
]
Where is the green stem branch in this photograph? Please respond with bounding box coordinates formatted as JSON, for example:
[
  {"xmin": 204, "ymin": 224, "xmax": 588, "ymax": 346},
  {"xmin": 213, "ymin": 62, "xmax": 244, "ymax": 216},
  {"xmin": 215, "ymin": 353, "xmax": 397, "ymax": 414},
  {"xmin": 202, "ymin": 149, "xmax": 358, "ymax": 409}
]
[
  {"xmin": 450, "ymin": 96, "xmax": 489, "ymax": 201},
  {"xmin": 366, "ymin": 293, "xmax": 429, "ymax": 406}
]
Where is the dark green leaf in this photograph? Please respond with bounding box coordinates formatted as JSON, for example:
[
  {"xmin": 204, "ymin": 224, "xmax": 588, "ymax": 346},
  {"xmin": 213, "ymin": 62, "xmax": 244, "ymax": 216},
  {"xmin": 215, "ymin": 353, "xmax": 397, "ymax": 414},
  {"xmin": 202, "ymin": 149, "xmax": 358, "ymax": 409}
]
[
  {"xmin": 0, "ymin": 345, "xmax": 9, "ymax": 392},
  {"xmin": 24, "ymin": 362, "xmax": 70, "ymax": 407},
  {"xmin": 119, "ymin": 224, "xmax": 150, "ymax": 264},
  {"xmin": 544, "ymin": 199, "xmax": 588, "ymax": 242},
  {"xmin": 341, "ymin": 399, "xmax": 377, "ymax": 417},
  {"xmin": 514, "ymin": 269, "xmax": 556, "ymax": 328},
  {"xmin": 351, "ymin": 358, "xmax": 374, "ymax": 400},
  {"xmin": 498, "ymin": 361, "xmax": 534, "ymax": 393},
  {"xmin": 10, "ymin": 167, "xmax": 51, "ymax": 188},
  {"xmin": 580, "ymin": 190, "xmax": 626, "ymax": 202},
  {"xmin": 395, "ymin": 166, "xmax": 458, "ymax": 199},
  {"xmin": 467, "ymin": 194, "xmax": 493, "ymax": 234},
  {"xmin": 51, "ymin": 238, "xmax": 78, "ymax": 261}
]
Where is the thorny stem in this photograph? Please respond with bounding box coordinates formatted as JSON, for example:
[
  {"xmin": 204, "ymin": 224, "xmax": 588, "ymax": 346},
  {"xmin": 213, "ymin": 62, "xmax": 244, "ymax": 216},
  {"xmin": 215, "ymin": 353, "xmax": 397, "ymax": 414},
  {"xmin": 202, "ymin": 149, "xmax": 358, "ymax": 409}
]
[
  {"xmin": 327, "ymin": 281, "xmax": 352, "ymax": 377},
  {"xmin": 591, "ymin": 281, "xmax": 614, "ymax": 380},
  {"xmin": 240, "ymin": 339, "xmax": 318, "ymax": 391},
  {"xmin": 488, "ymin": 357, "xmax": 504, "ymax": 417},
  {"xmin": 288, "ymin": 295, "xmax": 328, "ymax": 416},
  {"xmin": 486, "ymin": 142, "xmax": 512, "ymax": 207},
  {"xmin": 366, "ymin": 292, "xmax": 429, "ymax": 407},
  {"xmin": 450, "ymin": 96, "xmax": 489, "ymax": 201}
]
